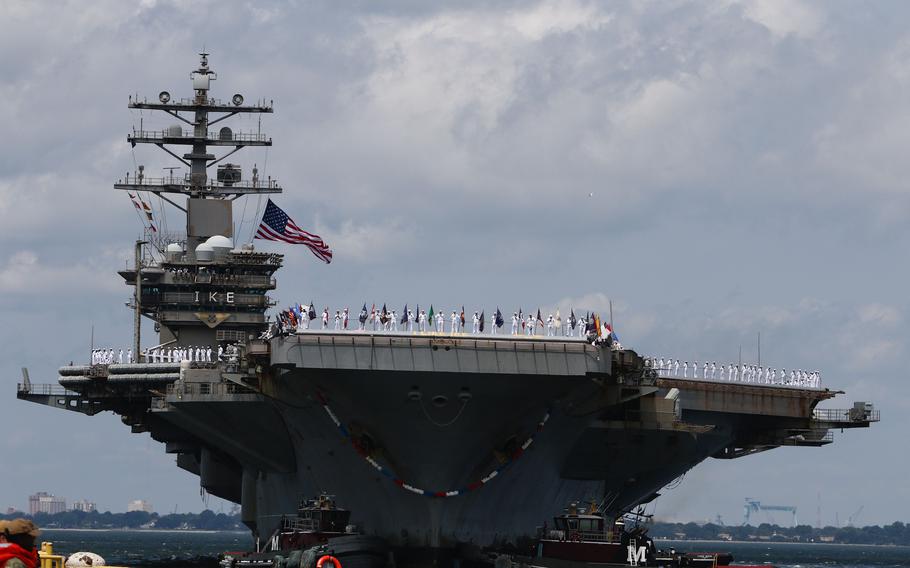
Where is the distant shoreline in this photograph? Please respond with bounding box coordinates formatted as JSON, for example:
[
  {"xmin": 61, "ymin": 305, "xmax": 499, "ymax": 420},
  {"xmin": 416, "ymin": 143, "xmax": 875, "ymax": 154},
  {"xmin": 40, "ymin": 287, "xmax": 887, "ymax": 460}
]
[
  {"xmin": 42, "ymin": 528, "xmax": 249, "ymax": 534},
  {"xmin": 657, "ymin": 538, "xmax": 910, "ymax": 548}
]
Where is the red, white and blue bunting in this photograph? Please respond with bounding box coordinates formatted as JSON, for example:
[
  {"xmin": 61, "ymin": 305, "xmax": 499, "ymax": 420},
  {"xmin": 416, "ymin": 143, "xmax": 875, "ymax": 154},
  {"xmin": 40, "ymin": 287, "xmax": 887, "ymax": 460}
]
[{"xmin": 316, "ymin": 391, "xmax": 551, "ymax": 498}]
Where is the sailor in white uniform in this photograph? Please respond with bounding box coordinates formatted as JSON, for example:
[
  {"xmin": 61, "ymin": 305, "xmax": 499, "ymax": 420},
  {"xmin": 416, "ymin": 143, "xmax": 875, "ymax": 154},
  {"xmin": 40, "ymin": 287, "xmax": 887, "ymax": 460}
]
[
  {"xmin": 526, "ymin": 315, "xmax": 535, "ymax": 335},
  {"xmin": 435, "ymin": 311, "xmax": 445, "ymax": 333},
  {"xmin": 511, "ymin": 313, "xmax": 520, "ymax": 335},
  {"xmin": 545, "ymin": 314, "xmax": 555, "ymax": 336},
  {"xmin": 391, "ymin": 310, "xmax": 399, "ymax": 332},
  {"xmin": 206, "ymin": 346, "xmax": 213, "ymax": 362},
  {"xmin": 683, "ymin": 361, "xmax": 688, "ymax": 378},
  {"xmin": 334, "ymin": 311, "xmax": 342, "ymax": 330},
  {"xmin": 418, "ymin": 310, "xmax": 427, "ymax": 332},
  {"xmin": 577, "ymin": 318, "xmax": 586, "ymax": 337},
  {"xmin": 407, "ymin": 309, "xmax": 415, "ymax": 332},
  {"xmin": 469, "ymin": 312, "xmax": 478, "ymax": 334},
  {"xmin": 322, "ymin": 308, "xmax": 329, "ymax": 329},
  {"xmin": 301, "ymin": 309, "xmax": 310, "ymax": 330},
  {"xmin": 451, "ymin": 311, "xmax": 459, "ymax": 334}
]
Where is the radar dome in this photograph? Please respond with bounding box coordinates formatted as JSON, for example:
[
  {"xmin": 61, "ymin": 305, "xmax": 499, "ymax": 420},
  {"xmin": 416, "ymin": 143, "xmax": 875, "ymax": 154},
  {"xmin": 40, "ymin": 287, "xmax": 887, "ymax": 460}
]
[
  {"xmin": 195, "ymin": 242, "xmax": 215, "ymax": 262},
  {"xmin": 165, "ymin": 242, "xmax": 183, "ymax": 261},
  {"xmin": 65, "ymin": 552, "xmax": 105, "ymax": 568},
  {"xmin": 206, "ymin": 235, "xmax": 233, "ymax": 260},
  {"xmin": 206, "ymin": 235, "xmax": 233, "ymax": 250}
]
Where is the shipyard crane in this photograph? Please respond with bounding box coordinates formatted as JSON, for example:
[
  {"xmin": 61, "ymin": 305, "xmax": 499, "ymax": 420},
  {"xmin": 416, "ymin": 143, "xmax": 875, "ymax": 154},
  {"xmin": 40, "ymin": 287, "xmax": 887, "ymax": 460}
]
[
  {"xmin": 743, "ymin": 498, "xmax": 798, "ymax": 526},
  {"xmin": 847, "ymin": 505, "xmax": 864, "ymax": 527}
]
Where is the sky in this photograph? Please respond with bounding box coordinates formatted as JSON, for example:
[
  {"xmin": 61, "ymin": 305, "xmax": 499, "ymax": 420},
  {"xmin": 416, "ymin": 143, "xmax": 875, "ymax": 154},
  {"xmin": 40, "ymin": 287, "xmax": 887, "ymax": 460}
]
[{"xmin": 0, "ymin": 0, "xmax": 906, "ymax": 527}]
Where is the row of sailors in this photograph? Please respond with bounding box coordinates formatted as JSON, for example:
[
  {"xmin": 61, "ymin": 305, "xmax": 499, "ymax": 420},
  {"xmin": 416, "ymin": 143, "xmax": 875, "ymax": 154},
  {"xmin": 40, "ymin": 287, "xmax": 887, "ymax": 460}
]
[
  {"xmin": 91, "ymin": 348, "xmax": 132, "ymax": 365},
  {"xmin": 142, "ymin": 345, "xmax": 232, "ymax": 363},
  {"xmin": 91, "ymin": 345, "xmax": 236, "ymax": 364},
  {"xmin": 286, "ymin": 307, "xmax": 592, "ymax": 337},
  {"xmin": 646, "ymin": 357, "xmax": 821, "ymax": 387}
]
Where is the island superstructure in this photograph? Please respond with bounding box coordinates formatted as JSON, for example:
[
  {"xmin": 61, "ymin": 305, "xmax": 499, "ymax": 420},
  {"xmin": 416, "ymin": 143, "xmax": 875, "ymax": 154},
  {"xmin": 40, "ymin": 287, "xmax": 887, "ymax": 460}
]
[{"xmin": 18, "ymin": 54, "xmax": 878, "ymax": 560}]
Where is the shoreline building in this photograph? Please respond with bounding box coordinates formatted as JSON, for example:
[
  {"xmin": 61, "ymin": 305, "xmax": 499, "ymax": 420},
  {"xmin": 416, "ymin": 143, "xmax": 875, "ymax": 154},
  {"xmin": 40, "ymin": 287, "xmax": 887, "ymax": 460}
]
[
  {"xmin": 127, "ymin": 500, "xmax": 153, "ymax": 513},
  {"xmin": 72, "ymin": 500, "xmax": 96, "ymax": 513},
  {"xmin": 28, "ymin": 492, "xmax": 66, "ymax": 515}
]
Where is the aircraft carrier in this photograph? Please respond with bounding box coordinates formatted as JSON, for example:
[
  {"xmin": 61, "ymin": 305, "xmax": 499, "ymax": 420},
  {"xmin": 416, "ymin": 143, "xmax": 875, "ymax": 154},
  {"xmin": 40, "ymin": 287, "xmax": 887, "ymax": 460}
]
[{"xmin": 17, "ymin": 54, "xmax": 878, "ymax": 560}]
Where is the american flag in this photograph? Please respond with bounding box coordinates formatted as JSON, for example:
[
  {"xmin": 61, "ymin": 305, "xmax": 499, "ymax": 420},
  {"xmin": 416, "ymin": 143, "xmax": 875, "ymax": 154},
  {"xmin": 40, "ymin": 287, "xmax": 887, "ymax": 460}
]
[{"xmin": 255, "ymin": 199, "xmax": 333, "ymax": 263}]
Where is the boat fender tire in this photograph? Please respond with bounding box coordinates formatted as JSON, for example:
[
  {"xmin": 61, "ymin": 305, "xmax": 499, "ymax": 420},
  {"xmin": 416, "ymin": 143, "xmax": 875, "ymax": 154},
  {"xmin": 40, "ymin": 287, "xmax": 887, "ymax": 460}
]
[
  {"xmin": 316, "ymin": 555, "xmax": 341, "ymax": 568},
  {"xmin": 286, "ymin": 550, "xmax": 303, "ymax": 568},
  {"xmin": 568, "ymin": 531, "xmax": 581, "ymax": 542},
  {"xmin": 301, "ymin": 549, "xmax": 318, "ymax": 568}
]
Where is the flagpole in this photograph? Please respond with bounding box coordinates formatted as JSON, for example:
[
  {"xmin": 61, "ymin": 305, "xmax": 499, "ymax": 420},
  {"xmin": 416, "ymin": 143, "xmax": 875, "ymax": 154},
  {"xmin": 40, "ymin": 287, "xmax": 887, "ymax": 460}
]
[
  {"xmin": 134, "ymin": 239, "xmax": 147, "ymax": 363},
  {"xmin": 609, "ymin": 300, "xmax": 614, "ymax": 333}
]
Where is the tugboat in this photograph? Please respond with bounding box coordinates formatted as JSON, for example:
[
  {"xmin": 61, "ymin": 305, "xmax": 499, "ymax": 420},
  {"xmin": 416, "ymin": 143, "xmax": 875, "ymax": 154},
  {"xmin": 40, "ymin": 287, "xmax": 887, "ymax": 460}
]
[
  {"xmin": 524, "ymin": 503, "xmax": 768, "ymax": 568},
  {"xmin": 222, "ymin": 495, "xmax": 387, "ymax": 568}
]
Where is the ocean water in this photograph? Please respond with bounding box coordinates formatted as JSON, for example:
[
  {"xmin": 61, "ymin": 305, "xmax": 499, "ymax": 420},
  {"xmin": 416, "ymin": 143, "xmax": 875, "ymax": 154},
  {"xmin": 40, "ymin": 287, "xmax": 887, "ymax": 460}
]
[
  {"xmin": 38, "ymin": 530, "xmax": 910, "ymax": 567},
  {"xmin": 662, "ymin": 540, "xmax": 910, "ymax": 568},
  {"xmin": 40, "ymin": 529, "xmax": 250, "ymax": 564}
]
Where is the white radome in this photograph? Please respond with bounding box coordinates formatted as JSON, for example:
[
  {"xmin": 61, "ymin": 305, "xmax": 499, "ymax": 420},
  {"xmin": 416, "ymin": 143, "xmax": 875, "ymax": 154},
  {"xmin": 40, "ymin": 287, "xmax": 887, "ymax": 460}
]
[
  {"xmin": 65, "ymin": 552, "xmax": 105, "ymax": 568},
  {"xmin": 206, "ymin": 235, "xmax": 233, "ymax": 251},
  {"xmin": 195, "ymin": 242, "xmax": 215, "ymax": 262}
]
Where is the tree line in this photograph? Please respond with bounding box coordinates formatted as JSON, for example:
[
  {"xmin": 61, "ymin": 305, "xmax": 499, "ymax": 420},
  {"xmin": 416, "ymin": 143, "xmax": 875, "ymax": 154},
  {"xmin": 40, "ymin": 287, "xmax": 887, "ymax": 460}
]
[
  {"xmin": 647, "ymin": 521, "xmax": 910, "ymax": 545},
  {"xmin": 0, "ymin": 509, "xmax": 244, "ymax": 531}
]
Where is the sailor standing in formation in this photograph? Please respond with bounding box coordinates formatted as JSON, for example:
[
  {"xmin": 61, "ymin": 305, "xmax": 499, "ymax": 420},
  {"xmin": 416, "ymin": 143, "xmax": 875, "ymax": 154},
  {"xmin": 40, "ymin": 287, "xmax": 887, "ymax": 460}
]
[
  {"xmin": 334, "ymin": 310, "xmax": 342, "ymax": 330},
  {"xmin": 391, "ymin": 310, "xmax": 399, "ymax": 332},
  {"xmin": 451, "ymin": 311, "xmax": 459, "ymax": 334},
  {"xmin": 419, "ymin": 310, "xmax": 427, "ymax": 332},
  {"xmin": 322, "ymin": 308, "xmax": 329, "ymax": 329},
  {"xmin": 526, "ymin": 314, "xmax": 535, "ymax": 336},
  {"xmin": 546, "ymin": 314, "xmax": 555, "ymax": 336},
  {"xmin": 435, "ymin": 311, "xmax": 445, "ymax": 333},
  {"xmin": 511, "ymin": 313, "xmax": 520, "ymax": 335},
  {"xmin": 407, "ymin": 309, "xmax": 415, "ymax": 332},
  {"xmin": 472, "ymin": 312, "xmax": 480, "ymax": 334},
  {"xmin": 301, "ymin": 308, "xmax": 310, "ymax": 330}
]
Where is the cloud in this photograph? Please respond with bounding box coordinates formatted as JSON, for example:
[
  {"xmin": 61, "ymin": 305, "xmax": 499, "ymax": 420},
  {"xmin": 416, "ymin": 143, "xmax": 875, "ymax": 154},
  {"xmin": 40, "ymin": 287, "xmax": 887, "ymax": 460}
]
[
  {"xmin": 0, "ymin": 250, "xmax": 123, "ymax": 296},
  {"xmin": 318, "ymin": 218, "xmax": 417, "ymax": 263},
  {"xmin": 857, "ymin": 303, "xmax": 901, "ymax": 327},
  {"xmin": 739, "ymin": 0, "xmax": 824, "ymax": 40}
]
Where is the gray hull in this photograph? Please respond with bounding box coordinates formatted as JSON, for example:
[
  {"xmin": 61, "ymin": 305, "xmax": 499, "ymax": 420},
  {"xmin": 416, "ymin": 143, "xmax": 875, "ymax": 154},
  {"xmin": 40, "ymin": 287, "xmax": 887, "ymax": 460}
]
[{"xmin": 20, "ymin": 332, "xmax": 875, "ymax": 553}]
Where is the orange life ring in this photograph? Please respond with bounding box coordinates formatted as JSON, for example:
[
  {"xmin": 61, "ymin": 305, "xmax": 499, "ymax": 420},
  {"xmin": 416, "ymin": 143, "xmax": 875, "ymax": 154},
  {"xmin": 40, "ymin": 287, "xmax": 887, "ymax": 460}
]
[{"xmin": 317, "ymin": 555, "xmax": 342, "ymax": 568}]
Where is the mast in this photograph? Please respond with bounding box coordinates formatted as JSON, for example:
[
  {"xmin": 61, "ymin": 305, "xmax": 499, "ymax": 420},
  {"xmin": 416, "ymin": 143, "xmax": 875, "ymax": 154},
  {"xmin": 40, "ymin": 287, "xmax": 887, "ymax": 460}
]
[
  {"xmin": 116, "ymin": 52, "xmax": 281, "ymax": 252},
  {"xmin": 133, "ymin": 239, "xmax": 146, "ymax": 362},
  {"xmin": 115, "ymin": 53, "xmax": 283, "ymax": 351}
]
